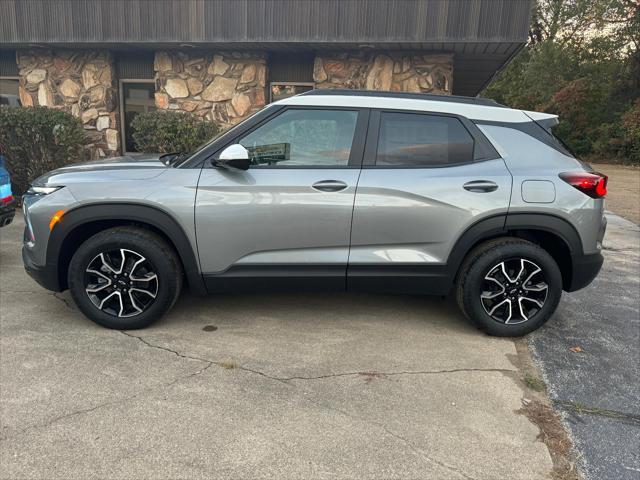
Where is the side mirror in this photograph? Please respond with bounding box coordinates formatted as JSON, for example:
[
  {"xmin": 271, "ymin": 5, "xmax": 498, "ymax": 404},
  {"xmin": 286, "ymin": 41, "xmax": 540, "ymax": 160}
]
[{"xmin": 213, "ymin": 144, "xmax": 250, "ymax": 171}]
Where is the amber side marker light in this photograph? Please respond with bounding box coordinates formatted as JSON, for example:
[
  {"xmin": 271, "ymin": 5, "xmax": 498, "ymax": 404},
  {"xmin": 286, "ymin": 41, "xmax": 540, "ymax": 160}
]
[{"xmin": 49, "ymin": 210, "xmax": 65, "ymax": 231}]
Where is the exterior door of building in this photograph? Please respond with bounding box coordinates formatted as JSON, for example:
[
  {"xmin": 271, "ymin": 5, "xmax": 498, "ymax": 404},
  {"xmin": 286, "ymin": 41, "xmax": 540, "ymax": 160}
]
[{"xmin": 119, "ymin": 81, "xmax": 156, "ymax": 153}]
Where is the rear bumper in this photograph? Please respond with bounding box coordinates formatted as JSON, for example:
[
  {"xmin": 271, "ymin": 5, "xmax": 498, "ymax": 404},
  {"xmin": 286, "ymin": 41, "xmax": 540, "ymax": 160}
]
[
  {"xmin": 22, "ymin": 246, "xmax": 62, "ymax": 292},
  {"xmin": 566, "ymin": 252, "xmax": 604, "ymax": 292}
]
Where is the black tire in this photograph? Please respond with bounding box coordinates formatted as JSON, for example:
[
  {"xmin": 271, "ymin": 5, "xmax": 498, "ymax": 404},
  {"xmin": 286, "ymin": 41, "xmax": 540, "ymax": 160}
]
[
  {"xmin": 68, "ymin": 227, "xmax": 183, "ymax": 329},
  {"xmin": 455, "ymin": 237, "xmax": 562, "ymax": 337}
]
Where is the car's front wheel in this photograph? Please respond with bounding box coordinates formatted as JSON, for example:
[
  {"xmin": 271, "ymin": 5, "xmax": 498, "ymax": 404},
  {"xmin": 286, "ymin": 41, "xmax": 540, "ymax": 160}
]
[
  {"xmin": 68, "ymin": 227, "xmax": 182, "ymax": 329},
  {"xmin": 456, "ymin": 238, "xmax": 563, "ymax": 337}
]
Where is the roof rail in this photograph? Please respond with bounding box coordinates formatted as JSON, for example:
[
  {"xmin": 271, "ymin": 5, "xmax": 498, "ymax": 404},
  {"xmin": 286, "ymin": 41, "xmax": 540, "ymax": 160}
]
[{"xmin": 298, "ymin": 89, "xmax": 506, "ymax": 108}]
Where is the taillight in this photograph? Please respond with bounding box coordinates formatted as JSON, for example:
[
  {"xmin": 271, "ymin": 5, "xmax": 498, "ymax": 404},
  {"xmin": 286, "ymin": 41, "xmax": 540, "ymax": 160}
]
[{"xmin": 559, "ymin": 171, "xmax": 608, "ymax": 199}]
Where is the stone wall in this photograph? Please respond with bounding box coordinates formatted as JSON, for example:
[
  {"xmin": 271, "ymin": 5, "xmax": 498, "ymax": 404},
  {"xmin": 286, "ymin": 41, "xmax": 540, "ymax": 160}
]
[
  {"xmin": 154, "ymin": 51, "xmax": 267, "ymax": 128},
  {"xmin": 313, "ymin": 52, "xmax": 453, "ymax": 94},
  {"xmin": 16, "ymin": 50, "xmax": 120, "ymax": 158}
]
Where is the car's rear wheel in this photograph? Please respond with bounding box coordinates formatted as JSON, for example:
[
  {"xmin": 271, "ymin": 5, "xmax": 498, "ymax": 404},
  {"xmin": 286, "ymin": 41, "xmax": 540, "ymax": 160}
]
[
  {"xmin": 456, "ymin": 238, "xmax": 562, "ymax": 337},
  {"xmin": 68, "ymin": 227, "xmax": 182, "ymax": 329}
]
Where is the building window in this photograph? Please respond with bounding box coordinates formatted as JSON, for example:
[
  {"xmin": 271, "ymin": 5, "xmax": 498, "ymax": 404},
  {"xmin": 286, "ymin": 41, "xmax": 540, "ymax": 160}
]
[
  {"xmin": 0, "ymin": 77, "xmax": 20, "ymax": 106},
  {"xmin": 270, "ymin": 82, "xmax": 314, "ymax": 102},
  {"xmin": 119, "ymin": 81, "xmax": 156, "ymax": 153}
]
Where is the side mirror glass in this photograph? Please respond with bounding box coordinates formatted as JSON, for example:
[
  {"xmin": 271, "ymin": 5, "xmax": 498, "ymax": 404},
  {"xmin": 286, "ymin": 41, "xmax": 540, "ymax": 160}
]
[{"xmin": 213, "ymin": 144, "xmax": 250, "ymax": 171}]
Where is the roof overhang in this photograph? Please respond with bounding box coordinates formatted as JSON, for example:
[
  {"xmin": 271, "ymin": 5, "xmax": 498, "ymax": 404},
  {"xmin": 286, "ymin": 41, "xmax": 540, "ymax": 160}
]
[{"xmin": 0, "ymin": 0, "xmax": 532, "ymax": 96}]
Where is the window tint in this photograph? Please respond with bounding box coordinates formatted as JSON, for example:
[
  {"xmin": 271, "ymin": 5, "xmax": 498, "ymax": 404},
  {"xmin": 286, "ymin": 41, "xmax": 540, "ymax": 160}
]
[
  {"xmin": 240, "ymin": 109, "xmax": 358, "ymax": 167},
  {"xmin": 376, "ymin": 112, "xmax": 474, "ymax": 167}
]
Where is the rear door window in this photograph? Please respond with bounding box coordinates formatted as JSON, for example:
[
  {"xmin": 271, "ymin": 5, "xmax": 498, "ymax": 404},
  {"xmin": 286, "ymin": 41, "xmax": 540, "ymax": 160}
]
[{"xmin": 375, "ymin": 112, "xmax": 475, "ymax": 167}]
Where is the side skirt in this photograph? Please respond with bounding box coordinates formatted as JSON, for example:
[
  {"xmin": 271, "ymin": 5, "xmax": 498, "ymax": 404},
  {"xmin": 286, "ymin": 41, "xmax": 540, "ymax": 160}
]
[
  {"xmin": 203, "ymin": 264, "xmax": 453, "ymax": 295},
  {"xmin": 204, "ymin": 265, "xmax": 346, "ymax": 293},
  {"xmin": 347, "ymin": 265, "xmax": 452, "ymax": 295}
]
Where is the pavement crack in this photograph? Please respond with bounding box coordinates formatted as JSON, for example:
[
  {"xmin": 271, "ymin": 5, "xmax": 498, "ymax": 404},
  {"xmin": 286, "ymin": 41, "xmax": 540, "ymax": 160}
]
[
  {"xmin": 0, "ymin": 360, "xmax": 212, "ymax": 441},
  {"xmin": 50, "ymin": 292, "xmax": 74, "ymax": 310},
  {"xmin": 274, "ymin": 367, "xmax": 514, "ymax": 382},
  {"xmin": 119, "ymin": 331, "xmax": 212, "ymax": 365},
  {"xmin": 554, "ymin": 400, "xmax": 640, "ymax": 425},
  {"xmin": 300, "ymin": 394, "xmax": 479, "ymax": 480},
  {"xmin": 117, "ymin": 334, "xmax": 513, "ymax": 384}
]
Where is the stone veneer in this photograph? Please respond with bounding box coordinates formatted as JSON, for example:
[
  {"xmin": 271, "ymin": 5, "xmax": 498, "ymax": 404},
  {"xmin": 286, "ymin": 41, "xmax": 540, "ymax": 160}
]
[
  {"xmin": 16, "ymin": 50, "xmax": 120, "ymax": 158},
  {"xmin": 12, "ymin": 49, "xmax": 452, "ymax": 158},
  {"xmin": 313, "ymin": 52, "xmax": 453, "ymax": 94},
  {"xmin": 154, "ymin": 51, "xmax": 267, "ymax": 127}
]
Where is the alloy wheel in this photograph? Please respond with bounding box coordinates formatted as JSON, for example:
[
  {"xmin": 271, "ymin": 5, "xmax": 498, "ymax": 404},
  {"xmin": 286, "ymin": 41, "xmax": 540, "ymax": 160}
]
[
  {"xmin": 480, "ymin": 258, "xmax": 548, "ymax": 325},
  {"xmin": 84, "ymin": 248, "xmax": 159, "ymax": 318}
]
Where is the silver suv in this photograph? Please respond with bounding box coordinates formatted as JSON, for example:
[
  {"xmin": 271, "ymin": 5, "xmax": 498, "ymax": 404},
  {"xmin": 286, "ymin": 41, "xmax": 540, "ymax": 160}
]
[{"xmin": 22, "ymin": 90, "xmax": 607, "ymax": 336}]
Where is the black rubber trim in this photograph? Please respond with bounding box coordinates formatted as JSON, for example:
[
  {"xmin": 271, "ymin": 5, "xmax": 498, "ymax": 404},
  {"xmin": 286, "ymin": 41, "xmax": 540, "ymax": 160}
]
[
  {"xmin": 567, "ymin": 252, "xmax": 603, "ymax": 292},
  {"xmin": 347, "ymin": 265, "xmax": 451, "ymax": 295},
  {"xmin": 45, "ymin": 203, "xmax": 206, "ymax": 295},
  {"xmin": 23, "ymin": 246, "xmax": 62, "ymax": 291},
  {"xmin": 204, "ymin": 265, "xmax": 346, "ymax": 293},
  {"xmin": 504, "ymin": 213, "xmax": 583, "ymax": 256},
  {"xmin": 446, "ymin": 214, "xmax": 509, "ymax": 277}
]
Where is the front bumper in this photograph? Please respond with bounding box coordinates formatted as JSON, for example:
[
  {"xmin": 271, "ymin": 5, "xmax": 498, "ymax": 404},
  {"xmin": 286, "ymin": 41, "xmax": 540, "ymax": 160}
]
[
  {"xmin": 566, "ymin": 252, "xmax": 604, "ymax": 292},
  {"xmin": 22, "ymin": 246, "xmax": 62, "ymax": 292}
]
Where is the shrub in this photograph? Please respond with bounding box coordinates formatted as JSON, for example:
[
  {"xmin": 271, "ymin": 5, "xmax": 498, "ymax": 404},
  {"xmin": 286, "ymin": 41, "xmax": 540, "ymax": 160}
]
[
  {"xmin": 0, "ymin": 106, "xmax": 87, "ymax": 195},
  {"xmin": 131, "ymin": 111, "xmax": 220, "ymax": 154}
]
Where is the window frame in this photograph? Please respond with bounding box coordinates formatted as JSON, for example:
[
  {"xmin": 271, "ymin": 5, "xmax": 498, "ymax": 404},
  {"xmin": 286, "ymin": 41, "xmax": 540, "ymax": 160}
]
[
  {"xmin": 118, "ymin": 78, "xmax": 156, "ymax": 154},
  {"xmin": 0, "ymin": 76, "xmax": 20, "ymax": 105},
  {"xmin": 206, "ymin": 106, "xmax": 370, "ymax": 170},
  {"xmin": 363, "ymin": 109, "xmax": 499, "ymax": 169},
  {"xmin": 269, "ymin": 82, "xmax": 315, "ymax": 103}
]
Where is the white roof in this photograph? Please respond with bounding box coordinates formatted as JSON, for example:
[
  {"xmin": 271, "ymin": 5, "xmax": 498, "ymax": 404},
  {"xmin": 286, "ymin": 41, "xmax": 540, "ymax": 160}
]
[{"xmin": 277, "ymin": 94, "xmax": 556, "ymax": 124}]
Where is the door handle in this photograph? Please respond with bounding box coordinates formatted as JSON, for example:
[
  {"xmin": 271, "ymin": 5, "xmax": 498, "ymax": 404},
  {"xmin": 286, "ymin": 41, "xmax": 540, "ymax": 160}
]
[
  {"xmin": 312, "ymin": 180, "xmax": 348, "ymax": 192},
  {"xmin": 463, "ymin": 180, "xmax": 499, "ymax": 193}
]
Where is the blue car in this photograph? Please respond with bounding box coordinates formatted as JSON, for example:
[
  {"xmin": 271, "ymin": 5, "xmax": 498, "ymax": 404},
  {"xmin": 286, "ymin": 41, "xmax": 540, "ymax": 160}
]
[{"xmin": 0, "ymin": 155, "xmax": 15, "ymax": 227}]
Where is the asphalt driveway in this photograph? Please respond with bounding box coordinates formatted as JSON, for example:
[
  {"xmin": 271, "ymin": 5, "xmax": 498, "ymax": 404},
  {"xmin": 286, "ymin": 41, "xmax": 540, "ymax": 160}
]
[
  {"xmin": 530, "ymin": 213, "xmax": 640, "ymax": 480},
  {"xmin": 0, "ymin": 214, "xmax": 554, "ymax": 479}
]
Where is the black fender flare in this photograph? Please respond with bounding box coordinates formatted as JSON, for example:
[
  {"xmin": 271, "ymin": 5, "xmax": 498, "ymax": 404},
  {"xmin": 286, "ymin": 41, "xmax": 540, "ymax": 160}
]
[
  {"xmin": 446, "ymin": 212, "xmax": 583, "ymax": 279},
  {"xmin": 504, "ymin": 212, "xmax": 584, "ymax": 256},
  {"xmin": 47, "ymin": 203, "xmax": 206, "ymax": 295}
]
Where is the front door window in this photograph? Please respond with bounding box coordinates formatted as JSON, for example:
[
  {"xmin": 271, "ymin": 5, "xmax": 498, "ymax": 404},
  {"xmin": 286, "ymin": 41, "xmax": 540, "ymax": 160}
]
[{"xmin": 239, "ymin": 109, "xmax": 358, "ymax": 167}]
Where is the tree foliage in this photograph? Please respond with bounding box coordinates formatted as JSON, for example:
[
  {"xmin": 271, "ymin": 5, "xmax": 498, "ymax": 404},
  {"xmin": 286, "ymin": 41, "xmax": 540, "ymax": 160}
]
[{"xmin": 484, "ymin": 0, "xmax": 639, "ymax": 162}]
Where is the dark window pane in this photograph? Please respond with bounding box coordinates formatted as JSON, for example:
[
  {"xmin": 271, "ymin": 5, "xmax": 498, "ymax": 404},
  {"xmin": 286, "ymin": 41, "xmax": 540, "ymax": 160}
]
[
  {"xmin": 122, "ymin": 82, "xmax": 156, "ymax": 152},
  {"xmin": 0, "ymin": 79, "xmax": 20, "ymax": 106},
  {"xmin": 240, "ymin": 109, "xmax": 357, "ymax": 167},
  {"xmin": 376, "ymin": 112, "xmax": 474, "ymax": 167}
]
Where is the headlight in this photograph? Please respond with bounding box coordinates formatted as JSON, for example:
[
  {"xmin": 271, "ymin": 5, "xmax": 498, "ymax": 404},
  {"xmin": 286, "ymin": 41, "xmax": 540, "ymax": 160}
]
[{"xmin": 26, "ymin": 185, "xmax": 64, "ymax": 195}]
